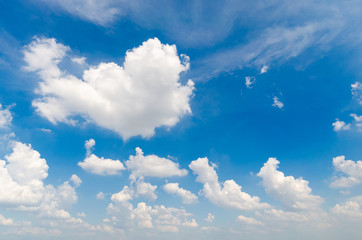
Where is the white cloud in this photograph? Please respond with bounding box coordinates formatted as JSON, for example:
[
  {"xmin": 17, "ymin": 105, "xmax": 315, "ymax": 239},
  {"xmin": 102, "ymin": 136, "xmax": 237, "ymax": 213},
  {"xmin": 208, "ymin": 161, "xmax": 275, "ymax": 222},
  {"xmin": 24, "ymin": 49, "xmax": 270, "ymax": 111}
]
[
  {"xmin": 135, "ymin": 180, "xmax": 157, "ymax": 201},
  {"xmin": 0, "ymin": 103, "xmax": 12, "ymax": 128},
  {"xmin": 331, "ymin": 196, "xmax": 362, "ymax": 218},
  {"xmin": 205, "ymin": 213, "xmax": 215, "ymax": 223},
  {"xmin": 260, "ymin": 65, "xmax": 269, "ymax": 74},
  {"xmin": 43, "ymin": 0, "xmax": 120, "ymax": 26},
  {"xmin": 111, "ymin": 186, "xmax": 133, "ymax": 203},
  {"xmin": 189, "ymin": 157, "xmax": 269, "ymax": 210},
  {"xmin": 125, "ymin": 147, "xmax": 187, "ymax": 180},
  {"xmin": 0, "ymin": 214, "xmax": 14, "ymax": 226},
  {"xmin": 96, "ymin": 192, "xmax": 105, "ymax": 200},
  {"xmin": 351, "ymin": 81, "xmax": 362, "ymax": 105},
  {"xmin": 163, "ymin": 182, "xmax": 198, "ymax": 204},
  {"xmin": 131, "ymin": 202, "xmax": 198, "ymax": 232},
  {"xmin": 245, "ymin": 76, "xmax": 256, "ymax": 88},
  {"xmin": 350, "ymin": 113, "xmax": 362, "ymax": 122},
  {"xmin": 70, "ymin": 174, "xmax": 82, "ymax": 187},
  {"xmin": 272, "ymin": 96, "xmax": 284, "ymax": 109},
  {"xmin": 71, "ymin": 56, "xmax": 86, "ymax": 65},
  {"xmin": 332, "ymin": 119, "xmax": 351, "ymax": 131},
  {"xmin": 330, "ymin": 156, "xmax": 362, "ymax": 188},
  {"xmin": 23, "ymin": 37, "xmax": 194, "ymax": 140},
  {"xmin": 78, "ymin": 139, "xmax": 125, "ymax": 175},
  {"xmin": 84, "ymin": 138, "xmax": 95, "ymax": 156},
  {"xmin": 0, "ymin": 141, "xmax": 48, "ymax": 205},
  {"xmin": 236, "ymin": 215, "xmax": 263, "ymax": 225},
  {"xmin": 257, "ymin": 158, "xmax": 323, "ymax": 211}
]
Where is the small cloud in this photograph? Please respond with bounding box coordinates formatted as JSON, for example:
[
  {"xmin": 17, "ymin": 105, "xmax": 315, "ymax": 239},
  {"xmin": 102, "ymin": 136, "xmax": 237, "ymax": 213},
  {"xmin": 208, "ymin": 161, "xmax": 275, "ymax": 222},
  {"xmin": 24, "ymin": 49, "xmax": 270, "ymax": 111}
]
[
  {"xmin": 39, "ymin": 128, "xmax": 52, "ymax": 133},
  {"xmin": 332, "ymin": 119, "xmax": 350, "ymax": 131},
  {"xmin": 245, "ymin": 76, "xmax": 256, "ymax": 88},
  {"xmin": 77, "ymin": 212, "xmax": 86, "ymax": 218},
  {"xmin": 236, "ymin": 215, "xmax": 263, "ymax": 225},
  {"xmin": 97, "ymin": 192, "xmax": 105, "ymax": 200},
  {"xmin": 272, "ymin": 96, "xmax": 284, "ymax": 109},
  {"xmin": 205, "ymin": 213, "xmax": 215, "ymax": 223},
  {"xmin": 260, "ymin": 65, "xmax": 269, "ymax": 74},
  {"xmin": 71, "ymin": 56, "xmax": 86, "ymax": 65}
]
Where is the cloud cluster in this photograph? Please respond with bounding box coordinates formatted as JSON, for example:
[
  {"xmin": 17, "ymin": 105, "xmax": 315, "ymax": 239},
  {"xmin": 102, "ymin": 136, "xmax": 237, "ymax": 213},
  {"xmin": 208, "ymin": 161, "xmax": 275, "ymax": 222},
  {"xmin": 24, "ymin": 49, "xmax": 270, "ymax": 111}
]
[
  {"xmin": 23, "ymin": 37, "xmax": 194, "ymax": 139},
  {"xmin": 189, "ymin": 157, "xmax": 269, "ymax": 210}
]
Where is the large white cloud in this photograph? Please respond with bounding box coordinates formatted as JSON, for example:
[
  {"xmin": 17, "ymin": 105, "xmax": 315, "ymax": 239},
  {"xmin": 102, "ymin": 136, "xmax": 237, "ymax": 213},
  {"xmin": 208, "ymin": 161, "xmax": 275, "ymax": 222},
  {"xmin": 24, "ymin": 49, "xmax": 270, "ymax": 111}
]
[
  {"xmin": 125, "ymin": 147, "xmax": 187, "ymax": 180},
  {"xmin": 189, "ymin": 157, "xmax": 269, "ymax": 210},
  {"xmin": 330, "ymin": 156, "xmax": 362, "ymax": 188},
  {"xmin": 163, "ymin": 182, "xmax": 198, "ymax": 204},
  {"xmin": 257, "ymin": 158, "xmax": 323, "ymax": 211},
  {"xmin": 78, "ymin": 139, "xmax": 125, "ymax": 175},
  {"xmin": 23, "ymin": 37, "xmax": 195, "ymax": 140}
]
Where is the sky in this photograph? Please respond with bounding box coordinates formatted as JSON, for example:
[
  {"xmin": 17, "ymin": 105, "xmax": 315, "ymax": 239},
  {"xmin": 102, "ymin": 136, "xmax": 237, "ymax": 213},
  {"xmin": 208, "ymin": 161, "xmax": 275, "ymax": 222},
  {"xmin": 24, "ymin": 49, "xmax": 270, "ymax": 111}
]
[{"xmin": 0, "ymin": 0, "xmax": 362, "ymax": 239}]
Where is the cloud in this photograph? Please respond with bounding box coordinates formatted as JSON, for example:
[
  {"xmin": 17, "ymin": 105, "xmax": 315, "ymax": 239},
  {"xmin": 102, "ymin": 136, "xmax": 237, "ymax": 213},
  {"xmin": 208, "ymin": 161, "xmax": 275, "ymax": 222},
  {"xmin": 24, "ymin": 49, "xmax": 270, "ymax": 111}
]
[
  {"xmin": 330, "ymin": 156, "xmax": 362, "ymax": 188},
  {"xmin": 78, "ymin": 139, "xmax": 125, "ymax": 175},
  {"xmin": 41, "ymin": 0, "xmax": 121, "ymax": 26},
  {"xmin": 0, "ymin": 103, "xmax": 12, "ymax": 128},
  {"xmin": 257, "ymin": 158, "xmax": 323, "ymax": 211},
  {"xmin": 332, "ymin": 119, "xmax": 351, "ymax": 131},
  {"xmin": 260, "ymin": 65, "xmax": 269, "ymax": 74},
  {"xmin": 23, "ymin": 37, "xmax": 194, "ymax": 140},
  {"xmin": 205, "ymin": 213, "xmax": 214, "ymax": 223},
  {"xmin": 189, "ymin": 157, "xmax": 269, "ymax": 210},
  {"xmin": 131, "ymin": 202, "xmax": 198, "ymax": 232},
  {"xmin": 245, "ymin": 76, "xmax": 256, "ymax": 89},
  {"xmin": 0, "ymin": 141, "xmax": 48, "ymax": 205},
  {"xmin": 236, "ymin": 215, "xmax": 263, "ymax": 225},
  {"xmin": 351, "ymin": 82, "xmax": 362, "ymax": 105},
  {"xmin": 163, "ymin": 182, "xmax": 198, "ymax": 204},
  {"xmin": 125, "ymin": 147, "xmax": 187, "ymax": 180},
  {"xmin": 0, "ymin": 214, "xmax": 14, "ymax": 226},
  {"xmin": 111, "ymin": 186, "xmax": 133, "ymax": 203},
  {"xmin": 135, "ymin": 180, "xmax": 157, "ymax": 201},
  {"xmin": 70, "ymin": 174, "xmax": 82, "ymax": 187},
  {"xmin": 96, "ymin": 192, "xmax": 105, "ymax": 200},
  {"xmin": 272, "ymin": 96, "xmax": 284, "ymax": 109},
  {"xmin": 331, "ymin": 196, "xmax": 362, "ymax": 219}
]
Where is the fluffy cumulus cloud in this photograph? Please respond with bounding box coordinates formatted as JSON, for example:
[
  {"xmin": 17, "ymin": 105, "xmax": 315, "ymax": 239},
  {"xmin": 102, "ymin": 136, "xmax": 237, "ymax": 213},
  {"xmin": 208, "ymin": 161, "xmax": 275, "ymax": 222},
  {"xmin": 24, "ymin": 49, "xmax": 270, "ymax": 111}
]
[
  {"xmin": 330, "ymin": 156, "xmax": 362, "ymax": 188},
  {"xmin": 23, "ymin": 37, "xmax": 195, "ymax": 140},
  {"xmin": 163, "ymin": 182, "xmax": 198, "ymax": 204},
  {"xmin": 78, "ymin": 139, "xmax": 125, "ymax": 175},
  {"xmin": 125, "ymin": 147, "xmax": 188, "ymax": 180},
  {"xmin": 0, "ymin": 103, "xmax": 12, "ymax": 128},
  {"xmin": 257, "ymin": 158, "xmax": 323, "ymax": 211},
  {"xmin": 189, "ymin": 157, "xmax": 269, "ymax": 210}
]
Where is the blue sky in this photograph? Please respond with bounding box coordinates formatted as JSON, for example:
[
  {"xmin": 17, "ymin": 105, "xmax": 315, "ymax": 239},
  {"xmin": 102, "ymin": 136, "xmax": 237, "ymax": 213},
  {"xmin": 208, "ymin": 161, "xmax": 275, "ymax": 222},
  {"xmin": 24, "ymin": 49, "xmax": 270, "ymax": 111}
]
[{"xmin": 0, "ymin": 0, "xmax": 362, "ymax": 239}]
